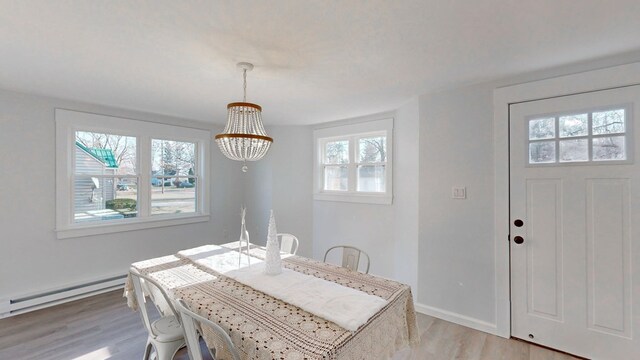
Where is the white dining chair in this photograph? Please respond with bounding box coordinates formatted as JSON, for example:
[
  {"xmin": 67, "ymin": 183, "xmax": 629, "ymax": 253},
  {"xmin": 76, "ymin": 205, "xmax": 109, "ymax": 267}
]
[
  {"xmin": 277, "ymin": 233, "xmax": 299, "ymax": 255},
  {"xmin": 176, "ymin": 299, "xmax": 241, "ymax": 360},
  {"xmin": 129, "ymin": 268, "xmax": 185, "ymax": 360},
  {"xmin": 323, "ymin": 245, "xmax": 370, "ymax": 274}
]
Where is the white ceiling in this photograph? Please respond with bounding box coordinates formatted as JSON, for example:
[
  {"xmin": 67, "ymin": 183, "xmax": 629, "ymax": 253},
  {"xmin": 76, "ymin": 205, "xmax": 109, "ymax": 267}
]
[{"xmin": 1, "ymin": 1, "xmax": 640, "ymax": 125}]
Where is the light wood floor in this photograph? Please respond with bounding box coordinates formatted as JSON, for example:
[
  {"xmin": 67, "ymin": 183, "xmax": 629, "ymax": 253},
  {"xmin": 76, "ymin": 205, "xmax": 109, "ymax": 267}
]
[{"xmin": 0, "ymin": 289, "xmax": 580, "ymax": 360}]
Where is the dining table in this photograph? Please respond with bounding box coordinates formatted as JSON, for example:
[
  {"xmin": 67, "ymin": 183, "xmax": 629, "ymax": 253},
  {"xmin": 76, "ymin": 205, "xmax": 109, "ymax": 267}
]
[{"xmin": 124, "ymin": 242, "xmax": 419, "ymax": 360}]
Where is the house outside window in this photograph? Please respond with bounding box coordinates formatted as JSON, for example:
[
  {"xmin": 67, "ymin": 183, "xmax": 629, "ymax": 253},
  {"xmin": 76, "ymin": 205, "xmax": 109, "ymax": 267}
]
[
  {"xmin": 313, "ymin": 118, "xmax": 393, "ymax": 204},
  {"xmin": 55, "ymin": 109, "xmax": 210, "ymax": 239},
  {"xmin": 74, "ymin": 138, "xmax": 135, "ymax": 222}
]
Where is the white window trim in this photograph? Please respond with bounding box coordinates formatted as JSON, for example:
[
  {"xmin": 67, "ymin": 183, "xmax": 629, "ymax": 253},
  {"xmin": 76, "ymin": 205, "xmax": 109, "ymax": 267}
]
[
  {"xmin": 55, "ymin": 109, "xmax": 211, "ymax": 239},
  {"xmin": 313, "ymin": 118, "xmax": 393, "ymax": 204}
]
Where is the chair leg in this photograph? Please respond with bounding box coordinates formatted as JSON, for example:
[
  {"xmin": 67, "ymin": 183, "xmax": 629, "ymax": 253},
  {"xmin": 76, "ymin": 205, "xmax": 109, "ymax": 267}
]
[{"xmin": 143, "ymin": 340, "xmax": 153, "ymax": 360}]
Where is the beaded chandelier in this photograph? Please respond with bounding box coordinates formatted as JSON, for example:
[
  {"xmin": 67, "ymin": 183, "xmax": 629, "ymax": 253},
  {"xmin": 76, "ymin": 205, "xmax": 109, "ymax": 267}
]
[{"xmin": 215, "ymin": 62, "xmax": 273, "ymax": 172}]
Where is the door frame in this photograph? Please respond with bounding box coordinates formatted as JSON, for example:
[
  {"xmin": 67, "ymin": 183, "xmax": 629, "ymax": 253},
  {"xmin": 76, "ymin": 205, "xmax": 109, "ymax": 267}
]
[{"xmin": 492, "ymin": 62, "xmax": 640, "ymax": 338}]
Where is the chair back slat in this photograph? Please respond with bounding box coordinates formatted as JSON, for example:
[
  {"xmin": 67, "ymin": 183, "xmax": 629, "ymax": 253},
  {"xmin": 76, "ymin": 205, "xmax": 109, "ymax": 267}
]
[
  {"xmin": 129, "ymin": 268, "xmax": 181, "ymax": 338},
  {"xmin": 323, "ymin": 245, "xmax": 370, "ymax": 274},
  {"xmin": 342, "ymin": 247, "xmax": 361, "ymax": 271},
  {"xmin": 130, "ymin": 270, "xmax": 155, "ymax": 336},
  {"xmin": 277, "ymin": 233, "xmax": 299, "ymax": 255},
  {"xmin": 180, "ymin": 311, "xmax": 204, "ymax": 360},
  {"xmin": 176, "ymin": 299, "xmax": 241, "ymax": 360}
]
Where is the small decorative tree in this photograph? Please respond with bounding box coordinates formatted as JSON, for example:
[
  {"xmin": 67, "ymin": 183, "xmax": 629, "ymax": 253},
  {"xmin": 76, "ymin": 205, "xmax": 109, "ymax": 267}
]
[{"xmin": 263, "ymin": 210, "xmax": 282, "ymax": 275}]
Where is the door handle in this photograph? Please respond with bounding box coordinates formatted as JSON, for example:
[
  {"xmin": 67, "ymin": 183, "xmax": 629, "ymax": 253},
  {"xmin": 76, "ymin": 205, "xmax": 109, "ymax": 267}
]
[{"xmin": 513, "ymin": 236, "xmax": 524, "ymax": 244}]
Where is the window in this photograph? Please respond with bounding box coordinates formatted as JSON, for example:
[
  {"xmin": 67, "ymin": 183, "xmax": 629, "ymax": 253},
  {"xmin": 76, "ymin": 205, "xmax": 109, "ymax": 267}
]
[
  {"xmin": 56, "ymin": 109, "xmax": 210, "ymax": 239},
  {"xmin": 151, "ymin": 139, "xmax": 197, "ymax": 215},
  {"xmin": 527, "ymin": 106, "xmax": 631, "ymax": 165},
  {"xmin": 74, "ymin": 131, "xmax": 138, "ymax": 223},
  {"xmin": 314, "ymin": 118, "xmax": 393, "ymax": 204}
]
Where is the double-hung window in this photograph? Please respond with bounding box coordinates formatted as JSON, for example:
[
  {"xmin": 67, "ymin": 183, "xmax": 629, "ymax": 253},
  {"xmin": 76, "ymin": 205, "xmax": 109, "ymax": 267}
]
[
  {"xmin": 314, "ymin": 118, "xmax": 393, "ymax": 204},
  {"xmin": 56, "ymin": 109, "xmax": 210, "ymax": 238}
]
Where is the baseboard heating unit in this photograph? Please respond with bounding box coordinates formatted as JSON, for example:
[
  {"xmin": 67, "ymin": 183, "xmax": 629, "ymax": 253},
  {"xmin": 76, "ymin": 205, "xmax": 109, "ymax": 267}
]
[{"xmin": 0, "ymin": 274, "xmax": 127, "ymax": 318}]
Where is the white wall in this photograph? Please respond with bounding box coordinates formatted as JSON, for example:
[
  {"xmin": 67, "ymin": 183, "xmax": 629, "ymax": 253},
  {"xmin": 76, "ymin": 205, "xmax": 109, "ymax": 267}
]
[
  {"xmin": 312, "ymin": 102, "xmax": 420, "ymax": 284},
  {"xmin": 0, "ymin": 89, "xmax": 243, "ymax": 299},
  {"xmin": 244, "ymin": 126, "xmax": 314, "ymax": 257},
  {"xmin": 299, "ymin": 83, "xmax": 500, "ymax": 329},
  {"xmin": 392, "ymin": 98, "xmax": 420, "ymax": 292},
  {"xmin": 417, "ymin": 83, "xmax": 497, "ymax": 325}
]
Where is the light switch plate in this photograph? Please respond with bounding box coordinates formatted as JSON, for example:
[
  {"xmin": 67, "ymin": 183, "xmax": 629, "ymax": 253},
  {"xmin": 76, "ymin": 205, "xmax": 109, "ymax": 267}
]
[{"xmin": 452, "ymin": 186, "xmax": 466, "ymax": 199}]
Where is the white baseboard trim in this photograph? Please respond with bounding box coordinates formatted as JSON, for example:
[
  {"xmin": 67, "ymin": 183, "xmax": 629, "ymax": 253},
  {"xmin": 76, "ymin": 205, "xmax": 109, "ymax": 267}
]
[{"xmin": 414, "ymin": 302, "xmax": 500, "ymax": 336}]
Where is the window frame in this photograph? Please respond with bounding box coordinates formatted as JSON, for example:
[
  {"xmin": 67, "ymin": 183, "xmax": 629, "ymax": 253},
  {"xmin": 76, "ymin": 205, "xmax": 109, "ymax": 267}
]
[
  {"xmin": 55, "ymin": 109, "xmax": 210, "ymax": 239},
  {"xmin": 313, "ymin": 118, "xmax": 393, "ymax": 204}
]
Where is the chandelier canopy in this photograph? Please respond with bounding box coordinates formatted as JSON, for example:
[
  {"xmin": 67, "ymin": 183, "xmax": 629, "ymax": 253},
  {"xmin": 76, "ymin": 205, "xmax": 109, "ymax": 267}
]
[{"xmin": 215, "ymin": 62, "xmax": 273, "ymax": 171}]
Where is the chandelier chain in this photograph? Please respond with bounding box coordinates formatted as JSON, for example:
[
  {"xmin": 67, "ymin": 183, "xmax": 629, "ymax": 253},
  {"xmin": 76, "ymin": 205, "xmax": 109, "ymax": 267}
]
[{"xmin": 243, "ymin": 69, "xmax": 247, "ymax": 102}]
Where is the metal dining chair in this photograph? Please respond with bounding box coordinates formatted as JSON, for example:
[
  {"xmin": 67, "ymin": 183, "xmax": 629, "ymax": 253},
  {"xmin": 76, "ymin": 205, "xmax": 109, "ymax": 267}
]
[
  {"xmin": 277, "ymin": 233, "xmax": 299, "ymax": 255},
  {"xmin": 323, "ymin": 245, "xmax": 370, "ymax": 274},
  {"xmin": 129, "ymin": 268, "xmax": 185, "ymax": 360},
  {"xmin": 176, "ymin": 299, "xmax": 241, "ymax": 360}
]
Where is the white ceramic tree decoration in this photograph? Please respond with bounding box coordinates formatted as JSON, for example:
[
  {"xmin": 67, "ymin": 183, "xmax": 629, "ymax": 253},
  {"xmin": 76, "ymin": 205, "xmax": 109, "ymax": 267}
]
[
  {"xmin": 238, "ymin": 206, "xmax": 251, "ymax": 267},
  {"xmin": 263, "ymin": 210, "xmax": 282, "ymax": 275}
]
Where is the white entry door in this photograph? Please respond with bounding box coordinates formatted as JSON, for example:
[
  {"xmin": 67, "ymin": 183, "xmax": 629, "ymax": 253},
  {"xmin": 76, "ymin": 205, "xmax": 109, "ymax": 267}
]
[{"xmin": 510, "ymin": 85, "xmax": 640, "ymax": 359}]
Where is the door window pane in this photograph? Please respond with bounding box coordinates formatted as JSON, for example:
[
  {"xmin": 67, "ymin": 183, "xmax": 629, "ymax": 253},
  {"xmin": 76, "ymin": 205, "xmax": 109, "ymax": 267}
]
[
  {"xmin": 357, "ymin": 165, "xmax": 385, "ymax": 192},
  {"xmin": 592, "ymin": 109, "xmax": 625, "ymax": 135},
  {"xmin": 593, "ymin": 136, "xmax": 626, "ymax": 161},
  {"xmin": 324, "ymin": 165, "xmax": 348, "ymax": 191},
  {"xmin": 74, "ymin": 177, "xmax": 138, "ymax": 223},
  {"xmin": 559, "ymin": 139, "xmax": 588, "ymax": 162},
  {"xmin": 529, "ymin": 118, "xmax": 555, "ymax": 140},
  {"xmin": 75, "ymin": 131, "xmax": 136, "ymax": 175},
  {"xmin": 358, "ymin": 136, "xmax": 386, "ymax": 163},
  {"xmin": 324, "ymin": 140, "xmax": 349, "ymax": 164},
  {"xmin": 528, "ymin": 107, "xmax": 628, "ymax": 165},
  {"xmin": 559, "ymin": 114, "xmax": 588, "ymax": 138},
  {"xmin": 529, "ymin": 141, "xmax": 556, "ymax": 164},
  {"xmin": 151, "ymin": 177, "xmax": 196, "ymax": 215}
]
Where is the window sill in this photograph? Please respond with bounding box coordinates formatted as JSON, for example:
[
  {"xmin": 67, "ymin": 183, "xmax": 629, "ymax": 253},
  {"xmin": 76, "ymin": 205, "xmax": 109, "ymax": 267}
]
[
  {"xmin": 56, "ymin": 214, "xmax": 210, "ymax": 239},
  {"xmin": 314, "ymin": 192, "xmax": 392, "ymax": 205}
]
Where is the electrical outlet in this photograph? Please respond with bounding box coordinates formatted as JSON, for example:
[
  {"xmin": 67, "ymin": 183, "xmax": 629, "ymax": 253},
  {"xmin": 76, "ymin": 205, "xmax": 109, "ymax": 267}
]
[{"xmin": 452, "ymin": 186, "xmax": 466, "ymax": 199}]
